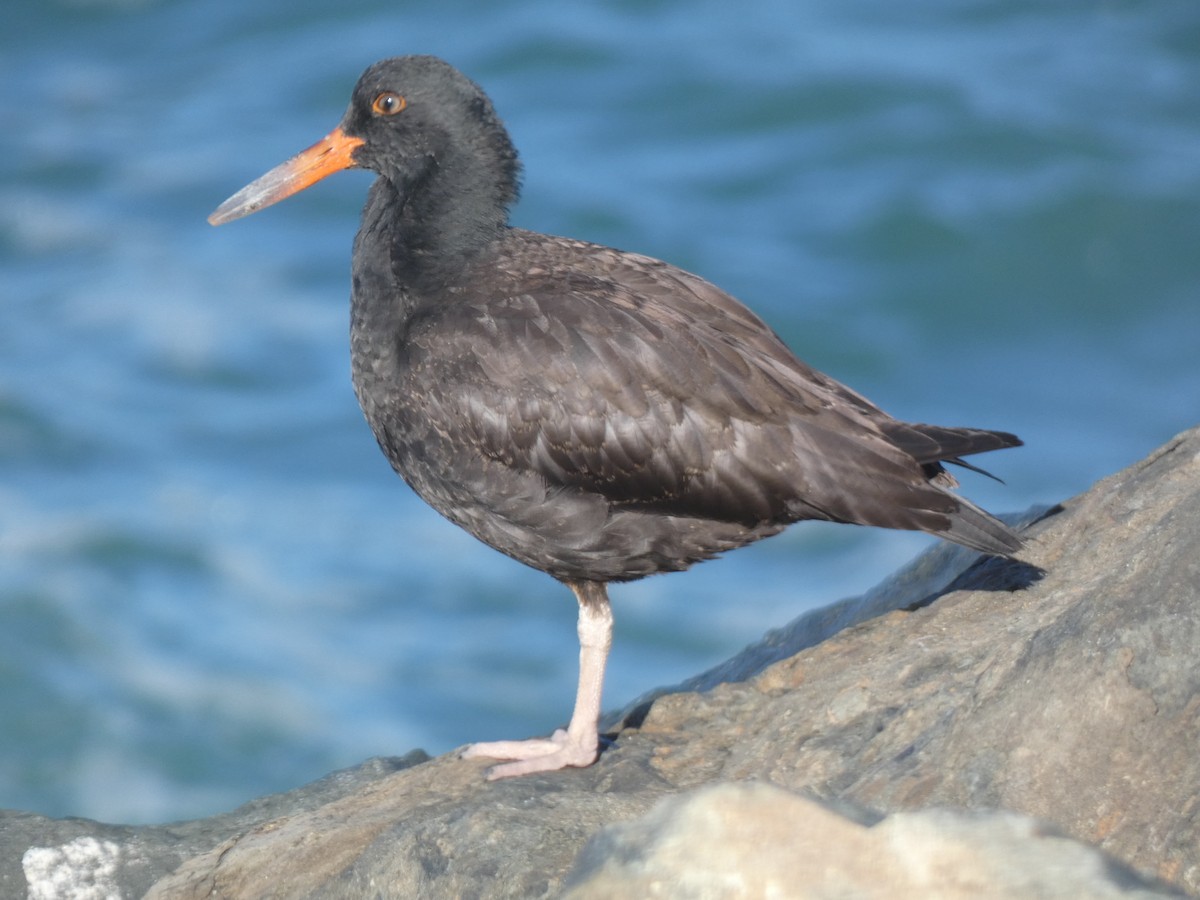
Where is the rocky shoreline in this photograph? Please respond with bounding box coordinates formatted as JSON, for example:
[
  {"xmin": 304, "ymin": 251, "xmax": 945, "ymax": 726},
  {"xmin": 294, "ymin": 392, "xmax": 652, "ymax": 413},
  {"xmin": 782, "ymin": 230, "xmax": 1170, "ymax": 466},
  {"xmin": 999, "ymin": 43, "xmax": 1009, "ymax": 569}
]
[{"xmin": 5, "ymin": 426, "xmax": 1198, "ymax": 898}]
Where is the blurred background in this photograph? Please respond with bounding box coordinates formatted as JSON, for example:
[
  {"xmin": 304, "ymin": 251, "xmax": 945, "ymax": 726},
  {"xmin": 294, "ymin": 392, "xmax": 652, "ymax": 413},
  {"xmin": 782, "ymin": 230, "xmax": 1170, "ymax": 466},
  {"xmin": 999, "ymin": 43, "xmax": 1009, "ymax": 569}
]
[{"xmin": 2, "ymin": 0, "xmax": 1197, "ymax": 824}]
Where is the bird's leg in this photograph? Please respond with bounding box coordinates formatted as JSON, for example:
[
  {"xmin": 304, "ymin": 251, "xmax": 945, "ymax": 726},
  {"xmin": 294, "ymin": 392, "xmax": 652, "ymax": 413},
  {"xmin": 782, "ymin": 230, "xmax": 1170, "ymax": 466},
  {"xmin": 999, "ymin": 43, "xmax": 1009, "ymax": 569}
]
[{"xmin": 462, "ymin": 581, "xmax": 613, "ymax": 780}]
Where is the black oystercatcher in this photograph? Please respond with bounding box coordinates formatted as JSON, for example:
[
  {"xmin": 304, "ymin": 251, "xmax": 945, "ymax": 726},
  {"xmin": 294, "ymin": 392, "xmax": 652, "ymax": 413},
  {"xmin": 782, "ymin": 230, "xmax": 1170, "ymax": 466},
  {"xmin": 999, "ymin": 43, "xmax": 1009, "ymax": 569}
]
[{"xmin": 209, "ymin": 56, "xmax": 1023, "ymax": 780}]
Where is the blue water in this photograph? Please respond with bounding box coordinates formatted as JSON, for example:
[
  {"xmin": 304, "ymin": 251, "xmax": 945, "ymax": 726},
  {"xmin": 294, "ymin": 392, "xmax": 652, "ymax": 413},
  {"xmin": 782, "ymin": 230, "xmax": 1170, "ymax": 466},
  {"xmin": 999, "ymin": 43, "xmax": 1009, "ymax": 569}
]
[{"xmin": 2, "ymin": 0, "xmax": 1198, "ymax": 824}]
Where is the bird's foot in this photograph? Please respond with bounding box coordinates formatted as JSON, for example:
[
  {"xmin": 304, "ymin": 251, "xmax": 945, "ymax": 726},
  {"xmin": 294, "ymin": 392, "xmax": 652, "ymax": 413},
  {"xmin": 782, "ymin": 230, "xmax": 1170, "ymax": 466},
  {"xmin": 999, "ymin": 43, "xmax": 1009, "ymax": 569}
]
[{"xmin": 462, "ymin": 728, "xmax": 598, "ymax": 780}]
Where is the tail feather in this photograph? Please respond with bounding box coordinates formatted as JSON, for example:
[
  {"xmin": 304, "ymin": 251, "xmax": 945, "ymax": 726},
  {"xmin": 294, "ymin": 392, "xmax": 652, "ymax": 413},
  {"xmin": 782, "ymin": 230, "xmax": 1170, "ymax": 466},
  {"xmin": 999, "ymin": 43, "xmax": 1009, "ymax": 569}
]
[
  {"xmin": 939, "ymin": 494, "xmax": 1024, "ymax": 557},
  {"xmin": 881, "ymin": 421, "xmax": 1024, "ymax": 557},
  {"xmin": 942, "ymin": 455, "xmax": 1006, "ymax": 484},
  {"xmin": 882, "ymin": 422, "xmax": 1022, "ymax": 466}
]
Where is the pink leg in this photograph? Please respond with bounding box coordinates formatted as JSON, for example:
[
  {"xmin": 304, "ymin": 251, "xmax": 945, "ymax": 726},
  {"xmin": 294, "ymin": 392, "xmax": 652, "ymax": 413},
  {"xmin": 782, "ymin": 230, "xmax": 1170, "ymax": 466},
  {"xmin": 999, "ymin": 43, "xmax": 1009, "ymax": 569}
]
[{"xmin": 462, "ymin": 581, "xmax": 612, "ymax": 780}]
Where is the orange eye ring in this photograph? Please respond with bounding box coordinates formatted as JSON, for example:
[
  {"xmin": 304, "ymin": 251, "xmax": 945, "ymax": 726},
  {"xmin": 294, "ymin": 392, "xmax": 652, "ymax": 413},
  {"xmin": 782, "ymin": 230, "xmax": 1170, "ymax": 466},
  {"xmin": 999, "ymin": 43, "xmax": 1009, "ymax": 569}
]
[{"xmin": 372, "ymin": 92, "xmax": 407, "ymax": 116}]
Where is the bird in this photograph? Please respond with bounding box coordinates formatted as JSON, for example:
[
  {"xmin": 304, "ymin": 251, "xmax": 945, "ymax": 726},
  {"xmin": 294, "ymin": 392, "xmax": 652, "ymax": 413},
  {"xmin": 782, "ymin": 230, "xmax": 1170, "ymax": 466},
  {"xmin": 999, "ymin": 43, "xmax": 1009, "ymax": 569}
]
[{"xmin": 209, "ymin": 55, "xmax": 1023, "ymax": 780}]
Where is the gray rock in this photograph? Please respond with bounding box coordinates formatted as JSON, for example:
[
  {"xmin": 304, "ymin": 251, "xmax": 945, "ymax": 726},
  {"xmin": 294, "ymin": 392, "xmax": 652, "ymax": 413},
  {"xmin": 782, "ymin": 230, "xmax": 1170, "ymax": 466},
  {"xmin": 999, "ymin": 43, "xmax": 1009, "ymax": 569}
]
[
  {"xmin": 606, "ymin": 504, "xmax": 1049, "ymax": 729},
  {"xmin": 3, "ymin": 425, "xmax": 1198, "ymax": 899},
  {"xmin": 562, "ymin": 782, "xmax": 1181, "ymax": 899},
  {"xmin": 1, "ymin": 754, "xmax": 428, "ymax": 900}
]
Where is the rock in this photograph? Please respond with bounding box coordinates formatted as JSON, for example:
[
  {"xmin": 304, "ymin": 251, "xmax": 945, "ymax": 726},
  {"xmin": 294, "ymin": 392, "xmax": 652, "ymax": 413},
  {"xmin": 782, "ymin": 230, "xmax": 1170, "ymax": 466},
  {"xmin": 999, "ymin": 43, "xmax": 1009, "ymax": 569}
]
[
  {"xmin": 0, "ymin": 754, "xmax": 428, "ymax": 900},
  {"xmin": 606, "ymin": 503, "xmax": 1049, "ymax": 728},
  {"xmin": 561, "ymin": 782, "xmax": 1181, "ymax": 899},
  {"xmin": 2, "ymin": 425, "xmax": 1198, "ymax": 899}
]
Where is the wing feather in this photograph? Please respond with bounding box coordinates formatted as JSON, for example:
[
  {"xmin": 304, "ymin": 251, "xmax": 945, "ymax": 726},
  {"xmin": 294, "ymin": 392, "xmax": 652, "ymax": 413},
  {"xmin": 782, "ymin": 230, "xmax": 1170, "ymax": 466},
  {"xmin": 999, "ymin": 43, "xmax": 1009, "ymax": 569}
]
[{"xmin": 399, "ymin": 267, "xmax": 946, "ymax": 531}]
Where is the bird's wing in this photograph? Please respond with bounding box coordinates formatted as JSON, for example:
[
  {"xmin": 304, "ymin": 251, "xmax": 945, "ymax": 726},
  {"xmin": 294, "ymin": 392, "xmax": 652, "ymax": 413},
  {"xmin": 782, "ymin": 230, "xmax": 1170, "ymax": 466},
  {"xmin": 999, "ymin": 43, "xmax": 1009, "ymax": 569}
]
[{"xmin": 397, "ymin": 265, "xmax": 952, "ymax": 532}]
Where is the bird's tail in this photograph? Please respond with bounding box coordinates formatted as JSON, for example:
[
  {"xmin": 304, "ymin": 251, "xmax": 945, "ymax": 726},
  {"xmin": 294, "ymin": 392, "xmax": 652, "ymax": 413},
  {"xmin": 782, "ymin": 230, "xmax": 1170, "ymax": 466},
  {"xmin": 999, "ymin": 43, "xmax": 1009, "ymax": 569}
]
[
  {"xmin": 938, "ymin": 494, "xmax": 1024, "ymax": 557},
  {"xmin": 881, "ymin": 421, "xmax": 1024, "ymax": 557},
  {"xmin": 882, "ymin": 421, "xmax": 1022, "ymax": 468}
]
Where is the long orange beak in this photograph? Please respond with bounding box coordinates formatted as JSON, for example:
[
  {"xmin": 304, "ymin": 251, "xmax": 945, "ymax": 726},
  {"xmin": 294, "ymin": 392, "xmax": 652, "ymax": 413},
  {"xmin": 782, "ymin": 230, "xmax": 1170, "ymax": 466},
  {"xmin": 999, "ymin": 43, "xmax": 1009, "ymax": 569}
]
[{"xmin": 208, "ymin": 127, "xmax": 365, "ymax": 226}]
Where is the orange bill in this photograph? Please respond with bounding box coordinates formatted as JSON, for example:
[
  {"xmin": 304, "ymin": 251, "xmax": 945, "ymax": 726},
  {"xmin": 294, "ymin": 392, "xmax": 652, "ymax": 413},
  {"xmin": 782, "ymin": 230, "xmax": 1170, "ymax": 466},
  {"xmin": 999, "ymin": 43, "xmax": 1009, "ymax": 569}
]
[{"xmin": 208, "ymin": 127, "xmax": 365, "ymax": 226}]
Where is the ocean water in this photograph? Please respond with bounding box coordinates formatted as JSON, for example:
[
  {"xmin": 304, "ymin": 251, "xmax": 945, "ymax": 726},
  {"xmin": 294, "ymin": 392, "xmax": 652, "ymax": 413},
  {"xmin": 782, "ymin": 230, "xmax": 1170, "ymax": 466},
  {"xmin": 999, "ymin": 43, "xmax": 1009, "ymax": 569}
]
[{"xmin": 2, "ymin": 0, "xmax": 1198, "ymax": 824}]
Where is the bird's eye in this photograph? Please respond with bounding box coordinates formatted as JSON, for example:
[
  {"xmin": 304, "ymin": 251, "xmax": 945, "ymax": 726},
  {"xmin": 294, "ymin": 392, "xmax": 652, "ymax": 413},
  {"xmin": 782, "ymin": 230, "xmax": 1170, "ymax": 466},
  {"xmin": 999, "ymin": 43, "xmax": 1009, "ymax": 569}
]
[{"xmin": 372, "ymin": 92, "xmax": 407, "ymax": 116}]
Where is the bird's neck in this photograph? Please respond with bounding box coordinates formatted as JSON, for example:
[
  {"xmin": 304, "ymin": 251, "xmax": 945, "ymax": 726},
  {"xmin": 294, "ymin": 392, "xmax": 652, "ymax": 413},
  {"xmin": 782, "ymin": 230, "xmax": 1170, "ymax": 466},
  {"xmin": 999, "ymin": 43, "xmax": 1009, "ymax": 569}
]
[{"xmin": 371, "ymin": 152, "xmax": 511, "ymax": 296}]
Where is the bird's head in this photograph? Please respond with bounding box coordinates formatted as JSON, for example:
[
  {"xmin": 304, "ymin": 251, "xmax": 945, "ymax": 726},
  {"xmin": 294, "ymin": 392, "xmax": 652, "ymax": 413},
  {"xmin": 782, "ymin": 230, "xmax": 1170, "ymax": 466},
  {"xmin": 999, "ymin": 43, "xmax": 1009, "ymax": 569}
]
[{"xmin": 209, "ymin": 55, "xmax": 520, "ymax": 227}]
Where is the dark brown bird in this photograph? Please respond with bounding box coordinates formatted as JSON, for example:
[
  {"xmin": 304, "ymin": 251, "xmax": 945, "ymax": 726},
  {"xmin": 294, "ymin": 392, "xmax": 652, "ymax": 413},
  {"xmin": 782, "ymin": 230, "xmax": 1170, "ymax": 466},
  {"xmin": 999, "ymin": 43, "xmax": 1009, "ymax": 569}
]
[{"xmin": 209, "ymin": 55, "xmax": 1022, "ymax": 779}]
